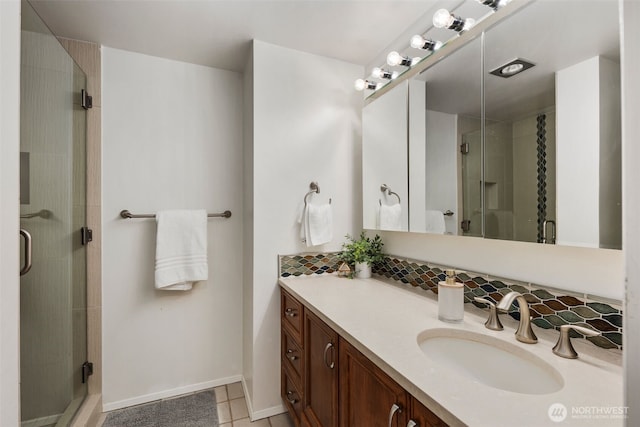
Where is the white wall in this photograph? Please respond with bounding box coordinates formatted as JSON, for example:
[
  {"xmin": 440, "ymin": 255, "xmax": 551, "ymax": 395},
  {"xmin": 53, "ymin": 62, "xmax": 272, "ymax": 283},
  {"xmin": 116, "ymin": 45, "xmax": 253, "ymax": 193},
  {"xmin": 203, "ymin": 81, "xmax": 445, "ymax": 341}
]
[
  {"xmin": 622, "ymin": 0, "xmax": 640, "ymax": 423},
  {"xmin": 556, "ymin": 56, "xmax": 620, "ymax": 249},
  {"xmin": 0, "ymin": 1, "xmax": 22, "ymax": 425},
  {"xmin": 425, "ymin": 110, "xmax": 457, "ymax": 234},
  {"xmin": 101, "ymin": 48, "xmax": 243, "ymax": 410},
  {"xmin": 242, "ymin": 45, "xmax": 255, "ymax": 406},
  {"xmin": 246, "ymin": 40, "xmax": 362, "ymax": 418}
]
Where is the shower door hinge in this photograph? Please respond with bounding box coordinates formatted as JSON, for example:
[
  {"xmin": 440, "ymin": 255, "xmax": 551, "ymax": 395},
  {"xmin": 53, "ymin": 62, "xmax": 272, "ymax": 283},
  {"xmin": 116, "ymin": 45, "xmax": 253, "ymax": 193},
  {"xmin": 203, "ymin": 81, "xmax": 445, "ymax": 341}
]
[
  {"xmin": 81, "ymin": 89, "xmax": 93, "ymax": 110},
  {"xmin": 460, "ymin": 142, "xmax": 469, "ymax": 154},
  {"xmin": 81, "ymin": 227, "xmax": 93, "ymax": 245},
  {"xmin": 82, "ymin": 361, "xmax": 94, "ymax": 384}
]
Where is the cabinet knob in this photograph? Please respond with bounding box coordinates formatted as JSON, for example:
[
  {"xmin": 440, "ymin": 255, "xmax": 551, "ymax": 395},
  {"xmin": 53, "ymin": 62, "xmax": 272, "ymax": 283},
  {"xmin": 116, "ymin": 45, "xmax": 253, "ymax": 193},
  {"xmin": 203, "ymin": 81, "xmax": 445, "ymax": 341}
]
[
  {"xmin": 286, "ymin": 349, "xmax": 297, "ymax": 361},
  {"xmin": 286, "ymin": 390, "xmax": 298, "ymax": 404},
  {"xmin": 407, "ymin": 421, "xmax": 418, "ymax": 427},
  {"xmin": 285, "ymin": 308, "xmax": 297, "ymax": 317},
  {"xmin": 388, "ymin": 403, "xmax": 402, "ymax": 427}
]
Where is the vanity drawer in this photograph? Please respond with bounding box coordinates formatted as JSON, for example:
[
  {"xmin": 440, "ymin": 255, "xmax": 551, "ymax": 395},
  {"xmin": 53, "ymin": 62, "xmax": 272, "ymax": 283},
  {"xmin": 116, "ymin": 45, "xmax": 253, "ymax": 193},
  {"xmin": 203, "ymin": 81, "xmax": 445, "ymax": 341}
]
[
  {"xmin": 282, "ymin": 367, "xmax": 304, "ymax": 427},
  {"xmin": 282, "ymin": 290, "xmax": 303, "ymax": 342},
  {"xmin": 282, "ymin": 328, "xmax": 303, "ymax": 386}
]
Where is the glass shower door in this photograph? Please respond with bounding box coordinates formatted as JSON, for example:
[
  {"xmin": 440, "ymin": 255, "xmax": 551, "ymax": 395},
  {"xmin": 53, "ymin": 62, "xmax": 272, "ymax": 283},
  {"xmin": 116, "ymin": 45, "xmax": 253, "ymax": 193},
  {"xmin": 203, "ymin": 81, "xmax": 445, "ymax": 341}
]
[{"xmin": 20, "ymin": 2, "xmax": 88, "ymax": 426}]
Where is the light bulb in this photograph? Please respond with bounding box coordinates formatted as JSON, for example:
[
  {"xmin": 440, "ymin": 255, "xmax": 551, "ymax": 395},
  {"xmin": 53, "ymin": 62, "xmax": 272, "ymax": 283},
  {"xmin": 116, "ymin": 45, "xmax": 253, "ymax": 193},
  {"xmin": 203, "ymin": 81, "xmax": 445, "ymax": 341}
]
[
  {"xmin": 372, "ymin": 67, "xmax": 383, "ymax": 79},
  {"xmin": 410, "ymin": 35, "xmax": 443, "ymax": 52},
  {"xmin": 410, "ymin": 35, "xmax": 426, "ymax": 49},
  {"xmin": 433, "ymin": 9, "xmax": 453, "ymax": 28},
  {"xmin": 354, "ymin": 79, "xmax": 378, "ymax": 91},
  {"xmin": 387, "ymin": 51, "xmax": 402, "ymax": 67},
  {"xmin": 463, "ymin": 18, "xmax": 476, "ymax": 31}
]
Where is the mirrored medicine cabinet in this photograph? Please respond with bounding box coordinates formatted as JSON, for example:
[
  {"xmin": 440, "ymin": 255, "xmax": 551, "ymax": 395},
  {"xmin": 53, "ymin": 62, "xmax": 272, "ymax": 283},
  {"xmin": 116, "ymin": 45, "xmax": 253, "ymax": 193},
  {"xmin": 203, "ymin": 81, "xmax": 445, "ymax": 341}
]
[{"xmin": 362, "ymin": 0, "xmax": 622, "ymax": 250}]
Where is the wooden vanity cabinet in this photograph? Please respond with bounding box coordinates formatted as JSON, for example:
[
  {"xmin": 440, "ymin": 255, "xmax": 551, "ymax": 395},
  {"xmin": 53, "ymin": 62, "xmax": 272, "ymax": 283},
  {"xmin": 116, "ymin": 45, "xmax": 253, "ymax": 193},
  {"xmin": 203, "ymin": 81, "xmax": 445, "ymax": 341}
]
[
  {"xmin": 303, "ymin": 310, "xmax": 339, "ymax": 427},
  {"xmin": 339, "ymin": 337, "xmax": 408, "ymax": 427},
  {"xmin": 280, "ymin": 287, "xmax": 448, "ymax": 427},
  {"xmin": 281, "ymin": 290, "xmax": 306, "ymax": 426},
  {"xmin": 407, "ymin": 398, "xmax": 449, "ymax": 427}
]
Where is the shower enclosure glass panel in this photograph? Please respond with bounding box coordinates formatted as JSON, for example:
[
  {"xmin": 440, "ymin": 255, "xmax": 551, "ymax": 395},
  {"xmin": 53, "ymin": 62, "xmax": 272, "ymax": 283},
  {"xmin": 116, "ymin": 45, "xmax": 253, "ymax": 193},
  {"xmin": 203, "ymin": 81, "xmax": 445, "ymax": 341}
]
[{"xmin": 20, "ymin": 2, "xmax": 88, "ymax": 426}]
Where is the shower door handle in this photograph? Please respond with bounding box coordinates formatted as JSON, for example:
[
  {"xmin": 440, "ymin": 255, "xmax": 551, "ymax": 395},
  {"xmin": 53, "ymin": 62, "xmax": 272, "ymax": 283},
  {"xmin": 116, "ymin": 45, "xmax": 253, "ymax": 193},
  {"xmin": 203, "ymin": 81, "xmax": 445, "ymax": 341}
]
[{"xmin": 20, "ymin": 228, "xmax": 32, "ymax": 276}]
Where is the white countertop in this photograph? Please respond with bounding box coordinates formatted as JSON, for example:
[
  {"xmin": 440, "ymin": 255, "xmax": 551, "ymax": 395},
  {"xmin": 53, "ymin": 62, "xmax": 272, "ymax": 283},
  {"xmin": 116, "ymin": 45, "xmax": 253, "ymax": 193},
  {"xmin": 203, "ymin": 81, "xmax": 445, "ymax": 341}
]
[{"xmin": 279, "ymin": 274, "xmax": 624, "ymax": 427}]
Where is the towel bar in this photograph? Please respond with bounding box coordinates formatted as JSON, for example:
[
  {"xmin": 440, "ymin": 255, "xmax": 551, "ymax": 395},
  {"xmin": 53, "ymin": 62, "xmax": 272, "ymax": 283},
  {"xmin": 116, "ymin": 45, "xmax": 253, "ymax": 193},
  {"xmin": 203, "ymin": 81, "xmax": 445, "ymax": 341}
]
[
  {"xmin": 119, "ymin": 210, "xmax": 231, "ymax": 219},
  {"xmin": 303, "ymin": 181, "xmax": 331, "ymax": 207}
]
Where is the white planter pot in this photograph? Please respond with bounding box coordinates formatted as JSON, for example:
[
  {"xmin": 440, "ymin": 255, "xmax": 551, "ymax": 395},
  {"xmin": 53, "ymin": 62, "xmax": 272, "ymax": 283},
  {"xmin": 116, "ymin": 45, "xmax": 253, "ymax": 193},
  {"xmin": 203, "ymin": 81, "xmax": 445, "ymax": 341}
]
[{"xmin": 355, "ymin": 262, "xmax": 371, "ymax": 279}]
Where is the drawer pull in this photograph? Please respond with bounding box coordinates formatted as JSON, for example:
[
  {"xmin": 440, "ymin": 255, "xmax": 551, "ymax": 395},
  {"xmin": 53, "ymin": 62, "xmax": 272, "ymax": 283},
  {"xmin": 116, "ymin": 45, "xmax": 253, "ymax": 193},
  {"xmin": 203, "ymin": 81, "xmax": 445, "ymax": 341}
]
[
  {"xmin": 388, "ymin": 403, "xmax": 402, "ymax": 427},
  {"xmin": 285, "ymin": 308, "xmax": 298, "ymax": 317},
  {"xmin": 286, "ymin": 390, "xmax": 298, "ymax": 404},
  {"xmin": 323, "ymin": 342, "xmax": 335, "ymax": 369}
]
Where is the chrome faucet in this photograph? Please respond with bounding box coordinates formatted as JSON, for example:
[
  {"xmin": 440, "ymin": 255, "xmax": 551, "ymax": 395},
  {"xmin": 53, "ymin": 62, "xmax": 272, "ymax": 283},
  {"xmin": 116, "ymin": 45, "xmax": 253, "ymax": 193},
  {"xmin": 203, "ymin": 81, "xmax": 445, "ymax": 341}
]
[{"xmin": 496, "ymin": 292, "xmax": 538, "ymax": 344}]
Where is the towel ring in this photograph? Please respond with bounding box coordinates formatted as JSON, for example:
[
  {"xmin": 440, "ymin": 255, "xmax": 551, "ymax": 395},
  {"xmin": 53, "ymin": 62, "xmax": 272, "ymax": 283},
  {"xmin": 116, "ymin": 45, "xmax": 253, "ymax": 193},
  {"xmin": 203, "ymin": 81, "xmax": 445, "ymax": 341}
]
[
  {"xmin": 304, "ymin": 181, "xmax": 331, "ymax": 207},
  {"xmin": 380, "ymin": 184, "xmax": 401, "ymax": 205}
]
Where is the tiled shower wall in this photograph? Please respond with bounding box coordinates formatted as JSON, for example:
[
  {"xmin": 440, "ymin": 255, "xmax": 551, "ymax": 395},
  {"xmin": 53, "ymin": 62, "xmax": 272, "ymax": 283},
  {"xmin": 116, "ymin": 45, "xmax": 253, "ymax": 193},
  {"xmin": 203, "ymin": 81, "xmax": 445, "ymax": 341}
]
[{"xmin": 279, "ymin": 253, "xmax": 622, "ymax": 350}]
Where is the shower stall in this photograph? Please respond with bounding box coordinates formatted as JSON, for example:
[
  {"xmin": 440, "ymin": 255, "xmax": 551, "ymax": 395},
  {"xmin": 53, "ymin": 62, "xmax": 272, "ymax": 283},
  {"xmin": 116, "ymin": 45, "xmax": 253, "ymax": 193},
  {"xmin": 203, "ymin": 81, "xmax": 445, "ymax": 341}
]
[{"xmin": 19, "ymin": 2, "xmax": 89, "ymax": 425}]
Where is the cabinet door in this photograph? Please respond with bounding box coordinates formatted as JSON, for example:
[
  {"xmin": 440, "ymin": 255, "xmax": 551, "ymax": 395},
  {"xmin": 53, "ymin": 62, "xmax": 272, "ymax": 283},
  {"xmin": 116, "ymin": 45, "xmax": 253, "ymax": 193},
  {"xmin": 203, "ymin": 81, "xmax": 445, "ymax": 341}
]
[
  {"xmin": 304, "ymin": 310, "xmax": 339, "ymax": 427},
  {"xmin": 339, "ymin": 338, "xmax": 408, "ymax": 427},
  {"xmin": 408, "ymin": 397, "xmax": 449, "ymax": 427}
]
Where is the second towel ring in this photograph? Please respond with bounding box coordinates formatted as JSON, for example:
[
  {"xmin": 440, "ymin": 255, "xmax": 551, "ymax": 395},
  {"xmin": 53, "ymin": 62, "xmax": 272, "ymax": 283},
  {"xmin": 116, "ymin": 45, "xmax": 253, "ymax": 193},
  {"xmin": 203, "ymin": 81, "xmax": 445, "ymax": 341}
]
[
  {"xmin": 379, "ymin": 184, "xmax": 401, "ymax": 205},
  {"xmin": 304, "ymin": 182, "xmax": 331, "ymax": 207}
]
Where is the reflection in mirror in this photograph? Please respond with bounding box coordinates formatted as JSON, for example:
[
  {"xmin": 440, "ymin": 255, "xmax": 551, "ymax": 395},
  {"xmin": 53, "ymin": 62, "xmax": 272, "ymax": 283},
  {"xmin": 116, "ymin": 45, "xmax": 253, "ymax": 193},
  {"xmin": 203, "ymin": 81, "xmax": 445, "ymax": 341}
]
[
  {"xmin": 362, "ymin": 81, "xmax": 409, "ymax": 231},
  {"xmin": 484, "ymin": 0, "xmax": 621, "ymax": 249},
  {"xmin": 409, "ymin": 37, "xmax": 482, "ymax": 236}
]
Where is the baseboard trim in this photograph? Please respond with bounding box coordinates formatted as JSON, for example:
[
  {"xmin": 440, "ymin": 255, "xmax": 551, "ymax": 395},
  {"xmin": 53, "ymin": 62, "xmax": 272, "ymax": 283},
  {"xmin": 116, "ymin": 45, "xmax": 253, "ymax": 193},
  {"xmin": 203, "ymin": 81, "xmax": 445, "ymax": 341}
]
[
  {"xmin": 102, "ymin": 375, "xmax": 243, "ymax": 412},
  {"xmin": 241, "ymin": 376, "xmax": 286, "ymax": 421}
]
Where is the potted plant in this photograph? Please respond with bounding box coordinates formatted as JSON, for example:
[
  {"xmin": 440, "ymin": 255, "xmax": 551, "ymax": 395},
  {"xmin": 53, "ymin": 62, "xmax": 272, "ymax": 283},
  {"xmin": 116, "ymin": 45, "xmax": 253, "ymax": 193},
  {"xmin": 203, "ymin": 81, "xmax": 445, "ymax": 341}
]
[{"xmin": 338, "ymin": 232, "xmax": 384, "ymax": 279}]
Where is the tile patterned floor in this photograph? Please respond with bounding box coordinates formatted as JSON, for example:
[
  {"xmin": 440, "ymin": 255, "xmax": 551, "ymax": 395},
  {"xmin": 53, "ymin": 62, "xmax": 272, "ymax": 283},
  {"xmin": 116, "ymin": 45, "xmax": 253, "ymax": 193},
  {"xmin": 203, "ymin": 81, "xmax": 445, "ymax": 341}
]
[
  {"xmin": 216, "ymin": 382, "xmax": 294, "ymax": 427},
  {"xmin": 98, "ymin": 382, "xmax": 294, "ymax": 427}
]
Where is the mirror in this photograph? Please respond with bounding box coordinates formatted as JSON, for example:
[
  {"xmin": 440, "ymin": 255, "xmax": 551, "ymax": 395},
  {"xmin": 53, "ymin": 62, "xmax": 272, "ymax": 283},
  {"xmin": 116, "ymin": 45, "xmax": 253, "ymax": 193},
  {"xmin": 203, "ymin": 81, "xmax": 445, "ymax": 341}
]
[
  {"xmin": 409, "ymin": 37, "xmax": 482, "ymax": 236},
  {"xmin": 363, "ymin": 0, "xmax": 624, "ymax": 249},
  {"xmin": 483, "ymin": 0, "xmax": 621, "ymax": 249},
  {"xmin": 362, "ymin": 80, "xmax": 409, "ymax": 231}
]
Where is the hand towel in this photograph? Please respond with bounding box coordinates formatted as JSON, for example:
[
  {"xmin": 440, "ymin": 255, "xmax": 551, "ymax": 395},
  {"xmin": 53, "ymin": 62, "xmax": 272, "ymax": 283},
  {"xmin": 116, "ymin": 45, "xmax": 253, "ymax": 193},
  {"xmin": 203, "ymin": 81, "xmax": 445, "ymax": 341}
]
[
  {"xmin": 424, "ymin": 210, "xmax": 446, "ymax": 234},
  {"xmin": 306, "ymin": 203, "xmax": 333, "ymax": 246},
  {"xmin": 379, "ymin": 203, "xmax": 402, "ymax": 231},
  {"xmin": 155, "ymin": 209, "xmax": 208, "ymax": 290}
]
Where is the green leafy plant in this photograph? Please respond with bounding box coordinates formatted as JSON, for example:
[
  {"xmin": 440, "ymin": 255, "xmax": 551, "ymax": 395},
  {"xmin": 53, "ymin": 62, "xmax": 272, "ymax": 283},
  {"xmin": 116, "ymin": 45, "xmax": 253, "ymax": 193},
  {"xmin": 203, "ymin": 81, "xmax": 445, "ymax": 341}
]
[{"xmin": 337, "ymin": 232, "xmax": 384, "ymax": 266}]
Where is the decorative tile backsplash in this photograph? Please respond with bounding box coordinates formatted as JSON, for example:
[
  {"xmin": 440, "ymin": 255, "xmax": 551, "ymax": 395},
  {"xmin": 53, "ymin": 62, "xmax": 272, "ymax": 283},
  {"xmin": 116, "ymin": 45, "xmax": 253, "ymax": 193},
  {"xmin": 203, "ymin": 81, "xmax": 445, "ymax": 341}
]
[
  {"xmin": 278, "ymin": 253, "xmax": 623, "ymax": 350},
  {"xmin": 279, "ymin": 253, "xmax": 342, "ymax": 277}
]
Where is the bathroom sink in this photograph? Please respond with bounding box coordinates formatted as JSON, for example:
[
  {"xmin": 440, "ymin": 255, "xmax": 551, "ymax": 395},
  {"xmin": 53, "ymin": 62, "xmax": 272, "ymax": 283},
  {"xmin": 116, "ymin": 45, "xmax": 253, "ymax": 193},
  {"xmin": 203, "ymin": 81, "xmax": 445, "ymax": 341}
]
[{"xmin": 417, "ymin": 329, "xmax": 564, "ymax": 395}]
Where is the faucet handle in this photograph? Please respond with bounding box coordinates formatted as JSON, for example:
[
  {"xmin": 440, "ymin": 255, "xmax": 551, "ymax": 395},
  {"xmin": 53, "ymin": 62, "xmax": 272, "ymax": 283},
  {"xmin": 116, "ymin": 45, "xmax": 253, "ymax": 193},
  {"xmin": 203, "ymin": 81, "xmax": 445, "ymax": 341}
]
[
  {"xmin": 552, "ymin": 324, "xmax": 601, "ymax": 359},
  {"xmin": 473, "ymin": 297, "xmax": 504, "ymax": 331}
]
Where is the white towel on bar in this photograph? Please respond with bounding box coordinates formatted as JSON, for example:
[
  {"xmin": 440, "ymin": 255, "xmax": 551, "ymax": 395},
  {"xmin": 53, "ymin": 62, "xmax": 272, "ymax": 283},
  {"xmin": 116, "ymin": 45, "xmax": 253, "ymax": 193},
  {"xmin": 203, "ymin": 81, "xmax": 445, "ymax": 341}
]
[
  {"xmin": 155, "ymin": 209, "xmax": 208, "ymax": 291},
  {"xmin": 298, "ymin": 203, "xmax": 332, "ymax": 247},
  {"xmin": 424, "ymin": 210, "xmax": 446, "ymax": 234},
  {"xmin": 307, "ymin": 203, "xmax": 332, "ymax": 246},
  {"xmin": 379, "ymin": 203, "xmax": 402, "ymax": 231}
]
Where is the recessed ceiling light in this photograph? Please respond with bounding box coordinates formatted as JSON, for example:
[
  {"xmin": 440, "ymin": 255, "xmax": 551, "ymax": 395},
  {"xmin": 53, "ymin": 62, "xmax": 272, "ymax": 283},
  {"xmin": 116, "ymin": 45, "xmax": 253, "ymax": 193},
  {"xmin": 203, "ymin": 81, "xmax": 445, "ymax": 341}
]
[{"xmin": 489, "ymin": 58, "xmax": 535, "ymax": 78}]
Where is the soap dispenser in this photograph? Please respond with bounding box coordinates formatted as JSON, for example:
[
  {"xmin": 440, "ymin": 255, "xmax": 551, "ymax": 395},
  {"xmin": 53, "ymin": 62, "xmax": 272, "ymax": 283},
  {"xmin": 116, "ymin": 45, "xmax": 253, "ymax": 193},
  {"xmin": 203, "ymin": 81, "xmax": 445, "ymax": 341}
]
[{"xmin": 438, "ymin": 269, "xmax": 464, "ymax": 323}]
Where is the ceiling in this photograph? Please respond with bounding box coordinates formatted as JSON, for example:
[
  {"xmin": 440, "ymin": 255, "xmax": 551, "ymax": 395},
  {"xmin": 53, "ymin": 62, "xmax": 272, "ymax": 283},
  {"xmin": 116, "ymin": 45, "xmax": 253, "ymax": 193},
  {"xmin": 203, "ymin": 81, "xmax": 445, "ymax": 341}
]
[{"xmin": 29, "ymin": 0, "xmax": 443, "ymax": 73}]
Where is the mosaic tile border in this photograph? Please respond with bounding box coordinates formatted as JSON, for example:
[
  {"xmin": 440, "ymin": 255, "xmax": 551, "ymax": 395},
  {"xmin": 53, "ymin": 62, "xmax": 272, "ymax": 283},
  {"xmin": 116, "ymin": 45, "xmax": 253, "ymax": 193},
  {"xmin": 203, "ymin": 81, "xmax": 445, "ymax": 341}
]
[
  {"xmin": 278, "ymin": 253, "xmax": 622, "ymax": 350},
  {"xmin": 279, "ymin": 253, "xmax": 342, "ymax": 277},
  {"xmin": 374, "ymin": 256, "xmax": 622, "ymax": 350}
]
